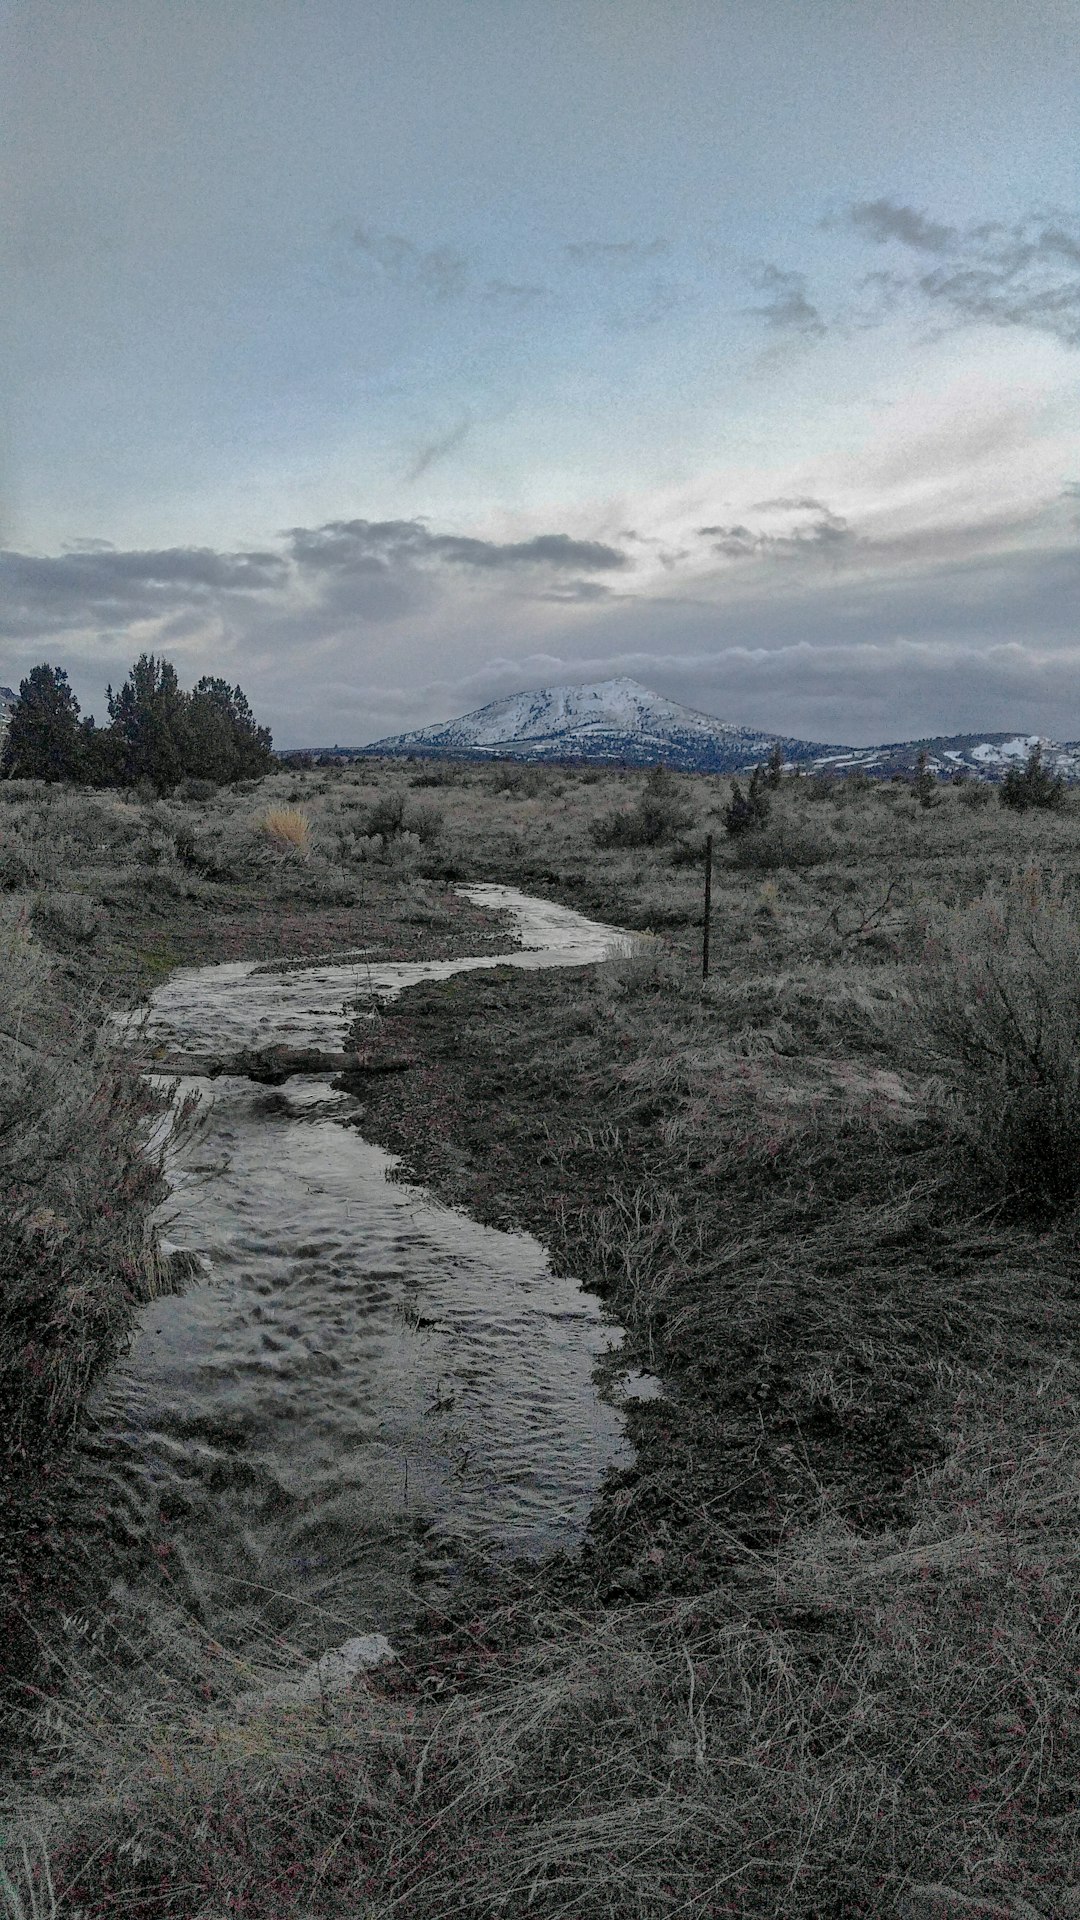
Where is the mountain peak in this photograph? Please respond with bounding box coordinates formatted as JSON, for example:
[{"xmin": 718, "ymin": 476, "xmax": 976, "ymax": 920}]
[{"xmin": 364, "ymin": 677, "xmax": 846, "ymax": 770}]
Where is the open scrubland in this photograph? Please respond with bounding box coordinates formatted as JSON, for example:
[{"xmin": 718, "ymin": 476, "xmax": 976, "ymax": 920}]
[{"xmin": 4, "ymin": 758, "xmax": 1080, "ymax": 1917}]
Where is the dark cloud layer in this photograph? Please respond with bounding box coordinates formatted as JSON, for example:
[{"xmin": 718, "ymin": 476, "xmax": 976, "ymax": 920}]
[
  {"xmin": 0, "ymin": 544, "xmax": 288, "ymax": 636},
  {"xmin": 0, "ymin": 519, "xmax": 631, "ymax": 644},
  {"xmin": 284, "ymin": 519, "xmax": 628, "ymax": 576}
]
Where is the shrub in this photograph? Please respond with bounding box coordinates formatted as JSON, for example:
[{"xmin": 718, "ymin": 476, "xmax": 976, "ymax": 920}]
[
  {"xmin": 591, "ymin": 767, "xmax": 694, "ymax": 848},
  {"xmin": 728, "ymin": 819, "xmax": 828, "ymax": 870},
  {"xmin": 258, "ymin": 805, "xmax": 312, "ymax": 856},
  {"xmin": 908, "ymin": 864, "xmax": 1080, "ymax": 1219},
  {"xmin": 486, "ymin": 763, "xmax": 541, "ymax": 796},
  {"xmin": 31, "ymin": 890, "xmax": 102, "ymax": 945},
  {"xmin": 999, "ymin": 741, "xmax": 1065, "ymax": 811},
  {"xmin": 410, "ymin": 764, "xmax": 461, "ymax": 788},
  {"xmin": 958, "ymin": 778, "xmax": 993, "ymax": 809},
  {"xmin": 723, "ymin": 767, "xmax": 771, "ymax": 837},
  {"xmin": 364, "ymin": 794, "xmax": 443, "ymax": 843},
  {"xmin": 176, "ymin": 776, "xmax": 218, "ymax": 803}
]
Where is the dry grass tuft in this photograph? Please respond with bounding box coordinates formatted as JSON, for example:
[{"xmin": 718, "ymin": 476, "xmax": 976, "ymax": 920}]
[{"xmin": 257, "ymin": 805, "xmax": 312, "ymax": 856}]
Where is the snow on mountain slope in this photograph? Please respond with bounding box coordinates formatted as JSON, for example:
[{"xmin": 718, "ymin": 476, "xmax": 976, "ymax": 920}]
[
  {"xmin": 802, "ymin": 732, "xmax": 1080, "ymax": 781},
  {"xmin": 345, "ymin": 678, "xmax": 1080, "ymax": 779},
  {"xmin": 365, "ymin": 677, "xmax": 846, "ymax": 771}
]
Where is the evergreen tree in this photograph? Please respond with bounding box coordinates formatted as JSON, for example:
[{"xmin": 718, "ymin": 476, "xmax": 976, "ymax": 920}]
[
  {"xmin": 1000, "ymin": 742, "xmax": 1065, "ymax": 812},
  {"xmin": 107, "ymin": 654, "xmax": 189, "ymax": 793},
  {"xmin": 185, "ymin": 676, "xmax": 274, "ymax": 784},
  {"xmin": 724, "ymin": 765, "xmax": 771, "ymax": 837},
  {"xmin": 0, "ymin": 664, "xmax": 83, "ymax": 781},
  {"xmin": 914, "ymin": 748, "xmax": 940, "ymax": 809},
  {"xmin": 765, "ymin": 740, "xmax": 785, "ymax": 789},
  {"xmin": 77, "ymin": 714, "xmax": 125, "ymax": 787}
]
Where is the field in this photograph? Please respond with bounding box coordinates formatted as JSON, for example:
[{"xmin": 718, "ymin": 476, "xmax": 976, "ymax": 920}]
[{"xmin": 3, "ymin": 757, "xmax": 1080, "ymax": 1918}]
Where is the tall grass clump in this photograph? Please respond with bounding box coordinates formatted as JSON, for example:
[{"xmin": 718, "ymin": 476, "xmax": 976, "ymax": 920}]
[
  {"xmin": 908, "ymin": 863, "xmax": 1080, "ymax": 1220},
  {"xmin": 257, "ymin": 804, "xmax": 312, "ymax": 857},
  {"xmin": 0, "ymin": 908, "xmax": 178, "ymax": 1652}
]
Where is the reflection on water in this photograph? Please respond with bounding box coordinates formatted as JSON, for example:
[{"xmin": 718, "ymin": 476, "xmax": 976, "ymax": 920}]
[{"xmin": 80, "ymin": 889, "xmax": 642, "ymax": 1653}]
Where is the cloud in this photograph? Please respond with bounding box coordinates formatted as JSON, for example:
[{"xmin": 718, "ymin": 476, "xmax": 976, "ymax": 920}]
[
  {"xmin": 0, "ymin": 517, "xmax": 634, "ymax": 673},
  {"xmin": 4, "ymin": 490, "xmax": 1076, "ymax": 753},
  {"xmin": 535, "ymin": 579, "xmax": 617, "ymax": 603},
  {"xmin": 0, "ymin": 543, "xmax": 288, "ymax": 636},
  {"xmin": 849, "ymin": 199, "xmax": 955, "ymax": 253},
  {"xmin": 846, "ymin": 200, "xmax": 1080, "ymax": 348},
  {"xmin": 697, "ymin": 497, "xmax": 850, "ymax": 560},
  {"xmin": 352, "ymin": 224, "xmax": 469, "ymax": 299},
  {"xmin": 284, "ymin": 519, "xmax": 629, "ymax": 576},
  {"xmin": 745, "ymin": 263, "xmax": 826, "ymax": 337},
  {"xmin": 564, "ymin": 239, "xmax": 668, "ymax": 263},
  {"xmin": 405, "ymin": 418, "xmax": 471, "ymax": 483}
]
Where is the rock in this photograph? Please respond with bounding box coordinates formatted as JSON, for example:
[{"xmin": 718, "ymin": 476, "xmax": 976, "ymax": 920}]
[{"xmin": 235, "ymin": 1632, "xmax": 396, "ymax": 1711}]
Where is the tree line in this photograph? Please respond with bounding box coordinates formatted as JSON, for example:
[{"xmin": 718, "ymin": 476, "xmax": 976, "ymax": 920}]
[{"xmin": 0, "ymin": 654, "xmax": 275, "ymax": 792}]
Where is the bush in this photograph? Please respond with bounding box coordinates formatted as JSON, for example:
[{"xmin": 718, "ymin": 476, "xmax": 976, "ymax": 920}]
[
  {"xmin": 31, "ymin": 890, "xmax": 102, "ymax": 945},
  {"xmin": 728, "ymin": 819, "xmax": 828, "ymax": 870},
  {"xmin": 591, "ymin": 767, "xmax": 694, "ymax": 848},
  {"xmin": 958, "ymin": 779, "xmax": 993, "ymax": 809},
  {"xmin": 365, "ymin": 794, "xmax": 443, "ymax": 843},
  {"xmin": 908, "ymin": 865, "xmax": 1080, "ymax": 1219},
  {"xmin": 723, "ymin": 767, "xmax": 771, "ymax": 838},
  {"xmin": 486, "ymin": 763, "xmax": 542, "ymax": 796},
  {"xmin": 410, "ymin": 764, "xmax": 462, "ymax": 789}
]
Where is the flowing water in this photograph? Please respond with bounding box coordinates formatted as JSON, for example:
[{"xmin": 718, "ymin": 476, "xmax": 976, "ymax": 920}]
[{"xmin": 77, "ymin": 888, "xmax": 651, "ymax": 1659}]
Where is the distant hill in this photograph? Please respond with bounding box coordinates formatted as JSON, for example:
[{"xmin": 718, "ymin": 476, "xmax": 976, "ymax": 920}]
[
  {"xmin": 360, "ymin": 677, "xmax": 847, "ymax": 773},
  {"xmin": 803, "ymin": 733, "xmax": 1080, "ymax": 782}
]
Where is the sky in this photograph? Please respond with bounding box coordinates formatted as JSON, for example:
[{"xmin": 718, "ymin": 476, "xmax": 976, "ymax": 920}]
[{"xmin": 3, "ymin": 0, "xmax": 1079, "ymax": 749}]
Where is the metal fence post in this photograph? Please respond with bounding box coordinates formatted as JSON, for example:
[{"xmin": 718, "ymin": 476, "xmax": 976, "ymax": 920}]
[{"xmin": 702, "ymin": 832, "xmax": 713, "ymax": 979}]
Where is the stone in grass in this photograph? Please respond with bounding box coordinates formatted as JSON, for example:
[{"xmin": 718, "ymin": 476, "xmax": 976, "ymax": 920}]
[{"xmin": 235, "ymin": 1633, "xmax": 396, "ymax": 1711}]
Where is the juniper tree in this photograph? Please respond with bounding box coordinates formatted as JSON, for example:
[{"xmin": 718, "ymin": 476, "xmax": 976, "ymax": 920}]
[
  {"xmin": 0, "ymin": 664, "xmax": 83, "ymax": 782},
  {"xmin": 1000, "ymin": 742, "xmax": 1065, "ymax": 812}
]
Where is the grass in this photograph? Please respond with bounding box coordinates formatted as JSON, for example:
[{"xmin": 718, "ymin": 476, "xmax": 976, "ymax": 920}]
[
  {"xmin": 4, "ymin": 760, "xmax": 1080, "ymax": 1914},
  {"xmin": 258, "ymin": 805, "xmax": 312, "ymax": 856}
]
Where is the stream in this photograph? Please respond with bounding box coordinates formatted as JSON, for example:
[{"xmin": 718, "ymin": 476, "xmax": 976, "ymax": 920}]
[{"xmin": 76, "ymin": 888, "xmax": 649, "ymax": 1662}]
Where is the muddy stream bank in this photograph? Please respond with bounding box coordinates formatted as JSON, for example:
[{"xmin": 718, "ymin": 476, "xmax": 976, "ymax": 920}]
[{"xmin": 74, "ymin": 888, "xmax": 652, "ymax": 1665}]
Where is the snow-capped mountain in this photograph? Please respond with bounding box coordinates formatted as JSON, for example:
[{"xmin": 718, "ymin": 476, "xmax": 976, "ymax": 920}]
[
  {"xmin": 363, "ymin": 677, "xmax": 847, "ymax": 772},
  {"xmin": 340, "ymin": 678, "xmax": 1080, "ymax": 780},
  {"xmin": 0, "ymin": 687, "xmax": 16, "ymax": 736}
]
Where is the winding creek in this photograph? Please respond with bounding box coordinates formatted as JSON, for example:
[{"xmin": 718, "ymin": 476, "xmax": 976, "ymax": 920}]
[{"xmin": 76, "ymin": 888, "xmax": 650, "ymax": 1663}]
